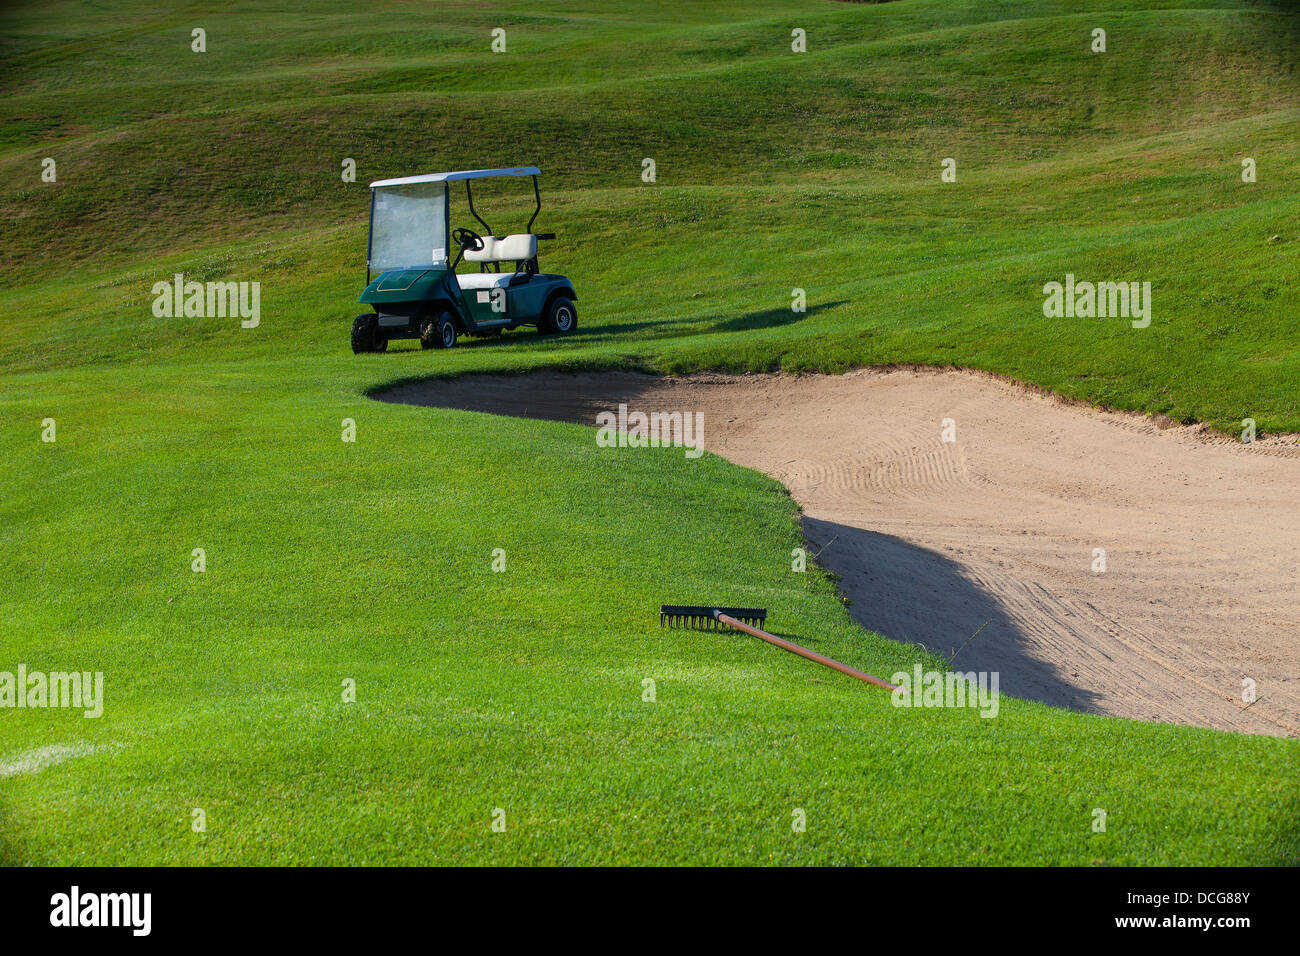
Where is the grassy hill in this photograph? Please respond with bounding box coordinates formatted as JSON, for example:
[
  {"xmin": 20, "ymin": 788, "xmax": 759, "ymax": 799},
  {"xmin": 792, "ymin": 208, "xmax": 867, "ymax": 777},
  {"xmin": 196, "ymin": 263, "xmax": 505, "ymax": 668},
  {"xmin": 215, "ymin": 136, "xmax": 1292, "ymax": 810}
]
[{"xmin": 1, "ymin": 0, "xmax": 1297, "ymax": 864}]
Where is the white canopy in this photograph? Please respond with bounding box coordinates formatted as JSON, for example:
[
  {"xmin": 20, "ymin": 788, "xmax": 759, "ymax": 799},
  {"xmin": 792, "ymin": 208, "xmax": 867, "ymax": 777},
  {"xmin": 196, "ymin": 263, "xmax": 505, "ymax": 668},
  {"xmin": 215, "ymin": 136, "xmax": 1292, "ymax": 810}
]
[{"xmin": 369, "ymin": 166, "xmax": 541, "ymax": 188}]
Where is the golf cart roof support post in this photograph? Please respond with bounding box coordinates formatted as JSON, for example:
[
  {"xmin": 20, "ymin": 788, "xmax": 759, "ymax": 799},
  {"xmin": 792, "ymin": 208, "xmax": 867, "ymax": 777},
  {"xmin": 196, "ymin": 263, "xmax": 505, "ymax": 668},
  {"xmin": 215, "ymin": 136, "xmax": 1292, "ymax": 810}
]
[
  {"xmin": 366, "ymin": 189, "xmax": 376, "ymax": 285},
  {"xmin": 526, "ymin": 174, "xmax": 541, "ymax": 234},
  {"xmin": 464, "ymin": 180, "xmax": 492, "ymax": 237},
  {"xmin": 715, "ymin": 612, "xmax": 899, "ymax": 691}
]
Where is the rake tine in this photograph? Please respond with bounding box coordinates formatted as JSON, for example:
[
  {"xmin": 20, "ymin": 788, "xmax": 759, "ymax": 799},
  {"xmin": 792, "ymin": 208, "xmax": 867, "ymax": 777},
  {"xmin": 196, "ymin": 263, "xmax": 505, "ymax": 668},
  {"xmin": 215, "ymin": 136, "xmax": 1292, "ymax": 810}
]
[{"xmin": 660, "ymin": 606, "xmax": 768, "ymax": 629}]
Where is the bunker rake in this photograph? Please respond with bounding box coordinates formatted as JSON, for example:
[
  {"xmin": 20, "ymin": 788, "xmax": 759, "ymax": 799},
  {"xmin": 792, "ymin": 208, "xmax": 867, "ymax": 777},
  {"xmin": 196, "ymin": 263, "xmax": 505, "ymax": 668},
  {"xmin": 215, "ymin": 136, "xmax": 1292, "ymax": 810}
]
[
  {"xmin": 660, "ymin": 604, "xmax": 898, "ymax": 691},
  {"xmin": 660, "ymin": 605, "xmax": 767, "ymax": 629}
]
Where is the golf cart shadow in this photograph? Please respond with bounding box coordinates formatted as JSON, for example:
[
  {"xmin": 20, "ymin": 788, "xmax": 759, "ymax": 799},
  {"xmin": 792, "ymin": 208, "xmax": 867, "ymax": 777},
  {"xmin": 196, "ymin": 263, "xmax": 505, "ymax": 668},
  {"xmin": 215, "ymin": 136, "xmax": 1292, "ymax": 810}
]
[
  {"xmin": 709, "ymin": 300, "xmax": 846, "ymax": 333},
  {"xmin": 377, "ymin": 329, "xmax": 529, "ymax": 352},
  {"xmin": 562, "ymin": 299, "xmax": 847, "ymax": 341},
  {"xmin": 803, "ymin": 517, "xmax": 1108, "ymax": 716}
]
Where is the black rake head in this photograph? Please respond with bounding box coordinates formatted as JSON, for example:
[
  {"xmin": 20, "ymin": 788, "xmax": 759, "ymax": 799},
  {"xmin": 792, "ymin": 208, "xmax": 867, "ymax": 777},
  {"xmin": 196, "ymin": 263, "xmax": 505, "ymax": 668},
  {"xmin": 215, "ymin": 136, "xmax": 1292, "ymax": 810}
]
[{"xmin": 660, "ymin": 605, "xmax": 767, "ymax": 630}]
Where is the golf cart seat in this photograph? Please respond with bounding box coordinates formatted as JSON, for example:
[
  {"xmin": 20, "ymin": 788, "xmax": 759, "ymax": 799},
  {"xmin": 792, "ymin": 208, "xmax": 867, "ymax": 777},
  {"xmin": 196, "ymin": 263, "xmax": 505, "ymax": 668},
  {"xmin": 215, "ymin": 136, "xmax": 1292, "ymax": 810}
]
[
  {"xmin": 456, "ymin": 271, "xmax": 517, "ymax": 291},
  {"xmin": 463, "ymin": 233, "xmax": 538, "ymax": 263}
]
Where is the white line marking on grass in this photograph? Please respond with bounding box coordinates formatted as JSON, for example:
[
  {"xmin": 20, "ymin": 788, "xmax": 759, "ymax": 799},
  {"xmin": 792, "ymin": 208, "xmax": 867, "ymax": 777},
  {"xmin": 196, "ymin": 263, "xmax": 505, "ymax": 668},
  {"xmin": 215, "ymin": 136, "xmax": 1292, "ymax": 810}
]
[{"xmin": 0, "ymin": 742, "xmax": 103, "ymax": 779}]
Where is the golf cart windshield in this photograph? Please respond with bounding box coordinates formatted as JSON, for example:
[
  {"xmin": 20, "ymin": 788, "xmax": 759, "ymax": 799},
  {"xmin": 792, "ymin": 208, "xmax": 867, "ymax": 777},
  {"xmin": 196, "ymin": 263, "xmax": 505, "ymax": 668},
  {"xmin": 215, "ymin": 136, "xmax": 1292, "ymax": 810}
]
[{"xmin": 369, "ymin": 182, "xmax": 447, "ymax": 272}]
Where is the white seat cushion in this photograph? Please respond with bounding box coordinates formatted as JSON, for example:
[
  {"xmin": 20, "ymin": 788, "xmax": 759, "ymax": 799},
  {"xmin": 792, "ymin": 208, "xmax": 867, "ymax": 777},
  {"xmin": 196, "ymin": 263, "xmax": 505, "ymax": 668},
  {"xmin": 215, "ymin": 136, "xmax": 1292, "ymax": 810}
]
[
  {"xmin": 462, "ymin": 236, "xmax": 500, "ymax": 263},
  {"xmin": 456, "ymin": 271, "xmax": 516, "ymax": 290},
  {"xmin": 493, "ymin": 234, "xmax": 537, "ymax": 261},
  {"xmin": 462, "ymin": 233, "xmax": 537, "ymax": 263}
]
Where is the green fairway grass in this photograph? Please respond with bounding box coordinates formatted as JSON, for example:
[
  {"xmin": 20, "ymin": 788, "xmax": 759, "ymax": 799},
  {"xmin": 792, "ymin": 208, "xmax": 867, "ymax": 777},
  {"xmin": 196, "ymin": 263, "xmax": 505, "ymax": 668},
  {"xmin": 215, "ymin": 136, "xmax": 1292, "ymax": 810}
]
[{"xmin": 1, "ymin": 0, "xmax": 1297, "ymax": 864}]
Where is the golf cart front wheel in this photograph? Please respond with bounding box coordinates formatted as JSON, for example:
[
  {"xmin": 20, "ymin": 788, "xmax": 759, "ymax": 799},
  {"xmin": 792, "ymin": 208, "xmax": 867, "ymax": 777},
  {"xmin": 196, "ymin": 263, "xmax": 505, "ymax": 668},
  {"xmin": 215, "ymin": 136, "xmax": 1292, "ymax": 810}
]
[
  {"xmin": 351, "ymin": 313, "xmax": 380, "ymax": 354},
  {"xmin": 540, "ymin": 297, "xmax": 577, "ymax": 335}
]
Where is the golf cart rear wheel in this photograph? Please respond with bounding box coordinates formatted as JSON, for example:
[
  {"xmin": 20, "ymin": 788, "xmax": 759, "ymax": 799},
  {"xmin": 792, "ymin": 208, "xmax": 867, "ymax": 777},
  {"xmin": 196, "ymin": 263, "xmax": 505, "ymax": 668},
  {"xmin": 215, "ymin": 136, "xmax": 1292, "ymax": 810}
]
[
  {"xmin": 540, "ymin": 296, "xmax": 577, "ymax": 335},
  {"xmin": 431, "ymin": 312, "xmax": 457, "ymax": 349},
  {"xmin": 351, "ymin": 313, "xmax": 380, "ymax": 354}
]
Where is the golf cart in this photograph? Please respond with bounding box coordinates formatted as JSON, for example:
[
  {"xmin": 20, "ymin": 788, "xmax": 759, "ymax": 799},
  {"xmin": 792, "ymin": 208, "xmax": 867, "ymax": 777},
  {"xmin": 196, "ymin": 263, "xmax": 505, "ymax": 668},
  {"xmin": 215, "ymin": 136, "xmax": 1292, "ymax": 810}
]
[{"xmin": 350, "ymin": 166, "xmax": 578, "ymax": 353}]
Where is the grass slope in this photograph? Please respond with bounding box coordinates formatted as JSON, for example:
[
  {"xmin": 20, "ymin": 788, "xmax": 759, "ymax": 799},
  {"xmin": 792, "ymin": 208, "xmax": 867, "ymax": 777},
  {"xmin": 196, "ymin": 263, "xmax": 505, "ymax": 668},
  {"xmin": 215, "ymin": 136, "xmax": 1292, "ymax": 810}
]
[{"xmin": 0, "ymin": 0, "xmax": 1297, "ymax": 864}]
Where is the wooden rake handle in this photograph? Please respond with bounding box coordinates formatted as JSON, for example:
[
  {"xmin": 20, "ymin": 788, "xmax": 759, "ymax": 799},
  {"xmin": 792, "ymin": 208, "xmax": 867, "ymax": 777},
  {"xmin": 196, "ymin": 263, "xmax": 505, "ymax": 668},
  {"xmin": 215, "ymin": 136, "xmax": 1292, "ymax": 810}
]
[{"xmin": 715, "ymin": 612, "xmax": 898, "ymax": 691}]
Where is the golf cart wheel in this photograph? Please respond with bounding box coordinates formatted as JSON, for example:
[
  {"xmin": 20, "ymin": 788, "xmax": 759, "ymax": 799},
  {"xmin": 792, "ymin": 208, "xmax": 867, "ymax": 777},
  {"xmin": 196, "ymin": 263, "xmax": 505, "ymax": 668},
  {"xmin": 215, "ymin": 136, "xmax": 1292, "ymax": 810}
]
[
  {"xmin": 540, "ymin": 296, "xmax": 577, "ymax": 335},
  {"xmin": 430, "ymin": 311, "xmax": 457, "ymax": 349},
  {"xmin": 351, "ymin": 313, "xmax": 379, "ymax": 354}
]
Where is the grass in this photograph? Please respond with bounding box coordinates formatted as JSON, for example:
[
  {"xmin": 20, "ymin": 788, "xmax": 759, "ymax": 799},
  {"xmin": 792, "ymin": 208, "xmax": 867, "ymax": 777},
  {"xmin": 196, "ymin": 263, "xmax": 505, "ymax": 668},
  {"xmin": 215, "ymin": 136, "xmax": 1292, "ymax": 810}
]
[{"xmin": 0, "ymin": 0, "xmax": 1297, "ymax": 865}]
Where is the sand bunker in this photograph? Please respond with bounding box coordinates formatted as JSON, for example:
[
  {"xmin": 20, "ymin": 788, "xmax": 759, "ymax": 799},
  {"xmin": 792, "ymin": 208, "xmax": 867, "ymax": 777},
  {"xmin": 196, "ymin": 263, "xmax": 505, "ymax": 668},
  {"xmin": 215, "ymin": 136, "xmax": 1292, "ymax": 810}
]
[{"xmin": 381, "ymin": 367, "xmax": 1300, "ymax": 737}]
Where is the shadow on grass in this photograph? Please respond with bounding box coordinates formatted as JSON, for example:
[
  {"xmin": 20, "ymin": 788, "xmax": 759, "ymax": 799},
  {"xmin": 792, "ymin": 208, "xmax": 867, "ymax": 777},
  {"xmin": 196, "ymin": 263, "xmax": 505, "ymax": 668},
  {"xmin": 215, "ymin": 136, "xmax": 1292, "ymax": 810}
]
[
  {"xmin": 709, "ymin": 300, "xmax": 845, "ymax": 333},
  {"xmin": 555, "ymin": 299, "xmax": 847, "ymax": 341},
  {"xmin": 375, "ymin": 300, "xmax": 846, "ymax": 353}
]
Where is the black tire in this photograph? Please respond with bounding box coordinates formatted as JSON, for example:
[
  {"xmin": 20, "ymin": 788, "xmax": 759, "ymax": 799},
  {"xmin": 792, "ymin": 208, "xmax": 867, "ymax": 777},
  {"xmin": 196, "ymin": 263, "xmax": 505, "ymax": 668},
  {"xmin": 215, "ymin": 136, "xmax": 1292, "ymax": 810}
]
[
  {"xmin": 351, "ymin": 313, "xmax": 379, "ymax": 354},
  {"xmin": 373, "ymin": 335, "xmax": 388, "ymax": 353},
  {"xmin": 540, "ymin": 296, "xmax": 577, "ymax": 335},
  {"xmin": 429, "ymin": 311, "xmax": 457, "ymax": 349}
]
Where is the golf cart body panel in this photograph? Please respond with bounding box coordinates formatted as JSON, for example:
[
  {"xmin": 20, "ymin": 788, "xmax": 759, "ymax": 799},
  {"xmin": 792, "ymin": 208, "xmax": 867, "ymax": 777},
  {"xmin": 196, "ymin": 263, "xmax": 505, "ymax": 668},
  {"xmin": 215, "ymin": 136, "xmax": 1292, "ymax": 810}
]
[
  {"xmin": 352, "ymin": 166, "xmax": 577, "ymax": 350},
  {"xmin": 451, "ymin": 272, "xmax": 576, "ymax": 327},
  {"xmin": 359, "ymin": 269, "xmax": 575, "ymax": 335},
  {"xmin": 360, "ymin": 268, "xmax": 449, "ymax": 305}
]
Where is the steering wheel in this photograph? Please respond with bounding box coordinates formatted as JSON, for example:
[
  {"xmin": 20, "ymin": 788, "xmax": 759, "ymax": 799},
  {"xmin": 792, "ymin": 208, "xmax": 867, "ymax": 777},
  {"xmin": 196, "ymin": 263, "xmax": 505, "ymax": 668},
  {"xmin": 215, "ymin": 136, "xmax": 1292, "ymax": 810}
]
[{"xmin": 452, "ymin": 227, "xmax": 484, "ymax": 252}]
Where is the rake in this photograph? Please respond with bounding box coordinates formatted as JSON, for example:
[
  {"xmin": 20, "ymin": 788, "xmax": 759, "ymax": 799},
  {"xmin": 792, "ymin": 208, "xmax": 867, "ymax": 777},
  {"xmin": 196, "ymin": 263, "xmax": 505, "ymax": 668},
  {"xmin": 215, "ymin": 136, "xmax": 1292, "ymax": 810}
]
[{"xmin": 659, "ymin": 605, "xmax": 898, "ymax": 691}]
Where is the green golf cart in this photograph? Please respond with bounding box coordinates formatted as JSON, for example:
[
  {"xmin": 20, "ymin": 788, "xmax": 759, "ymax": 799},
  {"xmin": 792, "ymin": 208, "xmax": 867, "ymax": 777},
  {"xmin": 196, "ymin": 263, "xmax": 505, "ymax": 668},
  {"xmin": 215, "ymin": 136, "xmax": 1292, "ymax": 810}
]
[{"xmin": 351, "ymin": 166, "xmax": 578, "ymax": 353}]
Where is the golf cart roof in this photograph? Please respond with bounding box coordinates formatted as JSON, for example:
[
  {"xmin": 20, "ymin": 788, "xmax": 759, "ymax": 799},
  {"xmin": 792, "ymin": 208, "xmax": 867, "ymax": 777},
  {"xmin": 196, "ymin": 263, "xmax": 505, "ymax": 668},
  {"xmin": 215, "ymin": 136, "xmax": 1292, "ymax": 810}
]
[{"xmin": 369, "ymin": 166, "xmax": 541, "ymax": 188}]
